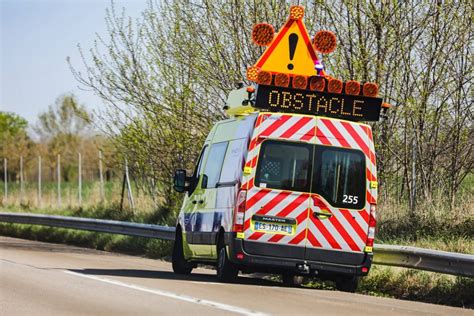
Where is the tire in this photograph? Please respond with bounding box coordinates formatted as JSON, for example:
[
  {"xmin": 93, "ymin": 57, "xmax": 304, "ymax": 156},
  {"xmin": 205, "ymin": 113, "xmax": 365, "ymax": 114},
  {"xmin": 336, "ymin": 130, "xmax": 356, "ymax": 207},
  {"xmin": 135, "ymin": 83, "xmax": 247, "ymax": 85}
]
[
  {"xmin": 216, "ymin": 238, "xmax": 238, "ymax": 282},
  {"xmin": 335, "ymin": 276, "xmax": 359, "ymax": 293},
  {"xmin": 282, "ymin": 274, "xmax": 304, "ymax": 287},
  {"xmin": 172, "ymin": 228, "xmax": 193, "ymax": 275}
]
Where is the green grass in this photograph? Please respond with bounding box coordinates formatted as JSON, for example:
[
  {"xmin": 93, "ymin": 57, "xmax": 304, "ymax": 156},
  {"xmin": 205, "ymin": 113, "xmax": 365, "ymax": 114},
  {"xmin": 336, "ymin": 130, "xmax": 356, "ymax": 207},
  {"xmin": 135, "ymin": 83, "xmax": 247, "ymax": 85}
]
[
  {"xmin": 0, "ymin": 222, "xmax": 173, "ymax": 259},
  {"xmin": 358, "ymin": 267, "xmax": 473, "ymax": 307},
  {"xmin": 0, "ymin": 180, "xmax": 156, "ymax": 211},
  {"xmin": 376, "ymin": 193, "xmax": 473, "ymax": 248},
  {"xmin": 302, "ymin": 267, "xmax": 473, "ymax": 308}
]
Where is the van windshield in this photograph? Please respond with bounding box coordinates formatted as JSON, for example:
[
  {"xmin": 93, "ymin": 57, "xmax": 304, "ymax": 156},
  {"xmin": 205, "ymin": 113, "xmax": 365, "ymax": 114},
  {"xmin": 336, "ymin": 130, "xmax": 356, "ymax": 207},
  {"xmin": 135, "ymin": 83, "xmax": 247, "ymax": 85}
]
[{"xmin": 255, "ymin": 140, "xmax": 366, "ymax": 209}]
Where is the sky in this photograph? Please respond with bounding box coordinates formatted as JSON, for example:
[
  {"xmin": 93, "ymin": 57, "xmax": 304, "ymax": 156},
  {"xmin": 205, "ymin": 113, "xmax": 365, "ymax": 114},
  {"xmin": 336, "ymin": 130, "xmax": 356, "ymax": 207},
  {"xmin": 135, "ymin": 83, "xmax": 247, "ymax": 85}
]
[{"xmin": 1, "ymin": 0, "xmax": 147, "ymax": 124}]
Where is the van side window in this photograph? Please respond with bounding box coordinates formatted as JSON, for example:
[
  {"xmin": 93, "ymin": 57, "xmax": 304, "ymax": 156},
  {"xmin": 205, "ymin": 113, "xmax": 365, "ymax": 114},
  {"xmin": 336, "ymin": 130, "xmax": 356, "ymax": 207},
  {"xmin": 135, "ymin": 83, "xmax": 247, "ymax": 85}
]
[
  {"xmin": 188, "ymin": 145, "xmax": 208, "ymax": 195},
  {"xmin": 195, "ymin": 146, "xmax": 208, "ymax": 177},
  {"xmin": 219, "ymin": 138, "xmax": 246, "ymax": 185},
  {"xmin": 202, "ymin": 142, "xmax": 228, "ymax": 188}
]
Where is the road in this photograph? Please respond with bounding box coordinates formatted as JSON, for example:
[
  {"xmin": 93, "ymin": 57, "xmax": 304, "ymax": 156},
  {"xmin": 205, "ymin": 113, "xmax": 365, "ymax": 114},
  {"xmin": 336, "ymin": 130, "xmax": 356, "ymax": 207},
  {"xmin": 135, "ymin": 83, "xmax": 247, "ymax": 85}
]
[{"xmin": 0, "ymin": 236, "xmax": 471, "ymax": 316}]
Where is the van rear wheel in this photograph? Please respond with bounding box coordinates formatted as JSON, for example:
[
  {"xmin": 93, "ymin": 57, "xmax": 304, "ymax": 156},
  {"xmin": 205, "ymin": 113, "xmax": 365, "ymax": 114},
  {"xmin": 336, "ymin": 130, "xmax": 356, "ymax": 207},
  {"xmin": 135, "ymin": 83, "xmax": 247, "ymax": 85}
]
[
  {"xmin": 282, "ymin": 274, "xmax": 304, "ymax": 287},
  {"xmin": 335, "ymin": 276, "xmax": 358, "ymax": 293},
  {"xmin": 216, "ymin": 239, "xmax": 238, "ymax": 282},
  {"xmin": 172, "ymin": 228, "xmax": 193, "ymax": 275}
]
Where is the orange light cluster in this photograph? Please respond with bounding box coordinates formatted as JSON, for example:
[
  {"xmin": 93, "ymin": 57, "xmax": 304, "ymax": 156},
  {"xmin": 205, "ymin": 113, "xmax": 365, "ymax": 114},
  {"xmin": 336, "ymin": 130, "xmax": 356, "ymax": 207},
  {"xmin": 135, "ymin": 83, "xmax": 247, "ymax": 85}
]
[
  {"xmin": 252, "ymin": 23, "xmax": 275, "ymax": 46},
  {"xmin": 292, "ymin": 75, "xmax": 308, "ymax": 90},
  {"xmin": 328, "ymin": 78, "xmax": 343, "ymax": 93},
  {"xmin": 257, "ymin": 70, "xmax": 272, "ymax": 85},
  {"xmin": 247, "ymin": 68, "xmax": 380, "ymax": 99},
  {"xmin": 313, "ymin": 30, "xmax": 337, "ymax": 54},
  {"xmin": 363, "ymin": 83, "xmax": 378, "ymax": 97},
  {"xmin": 345, "ymin": 80, "xmax": 361, "ymax": 95},
  {"xmin": 289, "ymin": 5, "xmax": 304, "ymax": 20},
  {"xmin": 310, "ymin": 77, "xmax": 325, "ymax": 91},
  {"xmin": 246, "ymin": 66, "xmax": 259, "ymax": 81},
  {"xmin": 275, "ymin": 73, "xmax": 290, "ymax": 87}
]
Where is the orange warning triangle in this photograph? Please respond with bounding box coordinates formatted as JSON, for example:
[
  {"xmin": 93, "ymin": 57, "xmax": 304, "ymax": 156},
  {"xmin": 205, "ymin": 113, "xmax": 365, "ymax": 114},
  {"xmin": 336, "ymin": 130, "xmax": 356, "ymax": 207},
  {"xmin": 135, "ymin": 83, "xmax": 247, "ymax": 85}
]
[{"xmin": 255, "ymin": 18, "xmax": 319, "ymax": 77}]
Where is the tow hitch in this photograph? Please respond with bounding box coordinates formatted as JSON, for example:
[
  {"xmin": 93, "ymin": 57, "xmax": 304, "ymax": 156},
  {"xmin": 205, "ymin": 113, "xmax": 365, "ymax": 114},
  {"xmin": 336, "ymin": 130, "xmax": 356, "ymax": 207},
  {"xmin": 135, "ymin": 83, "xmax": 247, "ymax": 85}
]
[{"xmin": 297, "ymin": 262, "xmax": 310, "ymax": 274}]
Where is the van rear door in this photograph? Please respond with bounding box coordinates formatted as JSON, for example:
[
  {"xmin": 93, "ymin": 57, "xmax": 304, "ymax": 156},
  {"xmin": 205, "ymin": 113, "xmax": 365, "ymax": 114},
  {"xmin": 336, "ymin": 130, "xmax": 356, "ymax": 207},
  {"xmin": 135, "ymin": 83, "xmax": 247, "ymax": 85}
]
[
  {"xmin": 305, "ymin": 118, "xmax": 376, "ymax": 265},
  {"xmin": 241, "ymin": 113, "xmax": 316, "ymax": 259}
]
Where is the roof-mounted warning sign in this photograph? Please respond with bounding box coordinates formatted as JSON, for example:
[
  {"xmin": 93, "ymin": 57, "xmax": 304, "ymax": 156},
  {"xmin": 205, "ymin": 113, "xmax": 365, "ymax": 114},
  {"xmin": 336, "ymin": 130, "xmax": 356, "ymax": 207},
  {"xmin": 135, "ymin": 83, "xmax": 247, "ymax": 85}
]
[
  {"xmin": 254, "ymin": 14, "xmax": 319, "ymax": 77},
  {"xmin": 247, "ymin": 5, "xmax": 337, "ymax": 82},
  {"xmin": 239, "ymin": 5, "xmax": 390, "ymax": 121}
]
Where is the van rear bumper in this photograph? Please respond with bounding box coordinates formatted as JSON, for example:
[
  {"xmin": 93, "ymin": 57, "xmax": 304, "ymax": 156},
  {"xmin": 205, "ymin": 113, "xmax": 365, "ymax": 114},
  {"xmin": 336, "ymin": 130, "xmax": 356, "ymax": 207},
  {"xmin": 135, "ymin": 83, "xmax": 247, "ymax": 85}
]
[{"xmin": 226, "ymin": 236, "xmax": 373, "ymax": 277}]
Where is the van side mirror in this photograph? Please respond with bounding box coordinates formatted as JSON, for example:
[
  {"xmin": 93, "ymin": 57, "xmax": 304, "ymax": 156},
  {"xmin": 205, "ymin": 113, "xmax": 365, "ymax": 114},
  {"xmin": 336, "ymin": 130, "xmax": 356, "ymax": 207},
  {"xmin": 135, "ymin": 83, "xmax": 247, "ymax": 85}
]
[{"xmin": 173, "ymin": 169, "xmax": 187, "ymax": 193}]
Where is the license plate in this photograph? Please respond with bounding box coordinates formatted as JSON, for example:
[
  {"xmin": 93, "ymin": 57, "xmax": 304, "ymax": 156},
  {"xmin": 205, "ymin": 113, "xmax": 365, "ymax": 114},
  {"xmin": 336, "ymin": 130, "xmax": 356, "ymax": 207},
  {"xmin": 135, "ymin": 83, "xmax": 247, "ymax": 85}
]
[{"xmin": 254, "ymin": 221, "xmax": 293, "ymax": 234}]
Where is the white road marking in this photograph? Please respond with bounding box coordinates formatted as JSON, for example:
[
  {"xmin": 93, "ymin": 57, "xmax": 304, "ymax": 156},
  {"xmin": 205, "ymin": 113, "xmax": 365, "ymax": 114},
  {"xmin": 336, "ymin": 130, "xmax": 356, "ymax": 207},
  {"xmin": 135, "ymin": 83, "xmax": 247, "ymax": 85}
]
[{"xmin": 64, "ymin": 270, "xmax": 268, "ymax": 316}]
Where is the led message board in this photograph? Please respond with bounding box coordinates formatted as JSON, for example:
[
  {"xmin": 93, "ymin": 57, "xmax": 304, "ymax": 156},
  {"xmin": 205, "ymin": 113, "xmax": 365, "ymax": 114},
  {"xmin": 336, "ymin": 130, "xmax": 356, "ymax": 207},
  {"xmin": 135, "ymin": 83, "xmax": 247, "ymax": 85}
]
[{"xmin": 255, "ymin": 84, "xmax": 382, "ymax": 122}]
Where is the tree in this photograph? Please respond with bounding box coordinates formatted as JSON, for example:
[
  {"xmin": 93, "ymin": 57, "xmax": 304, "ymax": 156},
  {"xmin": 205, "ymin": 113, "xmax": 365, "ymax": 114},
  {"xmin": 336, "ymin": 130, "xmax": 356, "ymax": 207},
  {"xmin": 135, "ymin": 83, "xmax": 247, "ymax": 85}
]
[
  {"xmin": 0, "ymin": 112, "xmax": 28, "ymax": 140},
  {"xmin": 0, "ymin": 112, "xmax": 30, "ymax": 182},
  {"xmin": 34, "ymin": 94, "xmax": 94, "ymax": 182}
]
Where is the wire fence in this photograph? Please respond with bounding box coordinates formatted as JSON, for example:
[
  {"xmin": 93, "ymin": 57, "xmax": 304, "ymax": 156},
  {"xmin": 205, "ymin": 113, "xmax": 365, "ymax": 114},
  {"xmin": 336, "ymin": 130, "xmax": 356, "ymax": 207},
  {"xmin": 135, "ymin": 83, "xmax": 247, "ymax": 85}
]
[{"xmin": 1, "ymin": 151, "xmax": 135, "ymax": 211}]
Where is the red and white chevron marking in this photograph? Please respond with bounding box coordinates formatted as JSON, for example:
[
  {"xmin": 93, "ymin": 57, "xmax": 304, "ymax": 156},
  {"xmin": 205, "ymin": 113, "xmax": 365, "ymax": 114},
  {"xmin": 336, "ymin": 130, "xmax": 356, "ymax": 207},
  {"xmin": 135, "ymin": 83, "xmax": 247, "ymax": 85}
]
[
  {"xmin": 308, "ymin": 197, "xmax": 369, "ymax": 252},
  {"xmin": 243, "ymin": 191, "xmax": 310, "ymax": 245},
  {"xmin": 241, "ymin": 114, "xmax": 377, "ymax": 253}
]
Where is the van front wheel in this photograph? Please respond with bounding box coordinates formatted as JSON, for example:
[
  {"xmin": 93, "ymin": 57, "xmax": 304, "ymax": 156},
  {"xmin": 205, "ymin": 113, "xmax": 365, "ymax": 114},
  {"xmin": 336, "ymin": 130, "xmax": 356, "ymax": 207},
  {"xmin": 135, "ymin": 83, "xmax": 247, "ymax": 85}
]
[
  {"xmin": 172, "ymin": 229, "xmax": 193, "ymax": 275},
  {"xmin": 216, "ymin": 240, "xmax": 238, "ymax": 282}
]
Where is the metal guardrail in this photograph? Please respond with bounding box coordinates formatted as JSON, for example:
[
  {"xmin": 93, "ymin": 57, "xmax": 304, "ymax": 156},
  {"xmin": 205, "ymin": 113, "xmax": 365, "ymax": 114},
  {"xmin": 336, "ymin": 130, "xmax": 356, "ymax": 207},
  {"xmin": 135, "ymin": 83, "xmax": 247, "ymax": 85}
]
[
  {"xmin": 0, "ymin": 212, "xmax": 472, "ymax": 277},
  {"xmin": 0, "ymin": 212, "xmax": 175, "ymax": 241},
  {"xmin": 373, "ymin": 244, "xmax": 473, "ymax": 277}
]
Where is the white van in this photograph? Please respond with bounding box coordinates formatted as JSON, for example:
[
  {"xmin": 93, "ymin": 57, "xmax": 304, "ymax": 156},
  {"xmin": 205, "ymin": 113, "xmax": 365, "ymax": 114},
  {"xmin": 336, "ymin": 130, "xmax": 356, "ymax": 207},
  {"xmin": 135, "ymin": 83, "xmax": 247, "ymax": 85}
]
[{"xmin": 172, "ymin": 87, "xmax": 379, "ymax": 292}]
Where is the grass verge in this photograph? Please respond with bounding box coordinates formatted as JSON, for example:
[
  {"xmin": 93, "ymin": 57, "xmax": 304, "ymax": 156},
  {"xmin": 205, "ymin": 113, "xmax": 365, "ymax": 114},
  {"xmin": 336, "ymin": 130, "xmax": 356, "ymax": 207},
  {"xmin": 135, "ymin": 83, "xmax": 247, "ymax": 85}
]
[
  {"xmin": 303, "ymin": 266, "xmax": 473, "ymax": 308},
  {"xmin": 0, "ymin": 223, "xmax": 173, "ymax": 259}
]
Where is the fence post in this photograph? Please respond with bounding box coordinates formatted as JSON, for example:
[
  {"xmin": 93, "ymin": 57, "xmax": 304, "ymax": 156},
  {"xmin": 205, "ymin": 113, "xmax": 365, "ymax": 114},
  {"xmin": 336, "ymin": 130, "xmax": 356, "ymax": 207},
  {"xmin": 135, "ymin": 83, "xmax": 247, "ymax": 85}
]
[
  {"xmin": 99, "ymin": 150, "xmax": 104, "ymax": 204},
  {"xmin": 38, "ymin": 156, "xmax": 41, "ymax": 208},
  {"xmin": 57, "ymin": 154, "xmax": 61, "ymax": 208},
  {"xmin": 78, "ymin": 153, "xmax": 82, "ymax": 207},
  {"xmin": 20, "ymin": 155, "xmax": 24, "ymax": 205},
  {"xmin": 3, "ymin": 158, "xmax": 7, "ymax": 205},
  {"xmin": 125, "ymin": 159, "xmax": 135, "ymax": 213},
  {"xmin": 410, "ymin": 138, "xmax": 417, "ymax": 214}
]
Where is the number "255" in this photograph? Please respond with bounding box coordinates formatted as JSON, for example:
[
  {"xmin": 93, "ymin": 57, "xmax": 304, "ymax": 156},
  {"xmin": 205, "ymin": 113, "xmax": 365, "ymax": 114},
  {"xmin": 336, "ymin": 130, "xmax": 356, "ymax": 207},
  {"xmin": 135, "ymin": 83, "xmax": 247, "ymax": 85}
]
[{"xmin": 343, "ymin": 195, "xmax": 358, "ymax": 204}]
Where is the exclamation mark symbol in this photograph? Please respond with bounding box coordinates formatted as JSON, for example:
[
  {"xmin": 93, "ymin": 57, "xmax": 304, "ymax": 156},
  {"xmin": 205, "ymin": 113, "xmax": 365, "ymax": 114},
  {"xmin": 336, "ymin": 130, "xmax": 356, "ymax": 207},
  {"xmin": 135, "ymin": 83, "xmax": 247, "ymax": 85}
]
[{"xmin": 287, "ymin": 33, "xmax": 298, "ymax": 70}]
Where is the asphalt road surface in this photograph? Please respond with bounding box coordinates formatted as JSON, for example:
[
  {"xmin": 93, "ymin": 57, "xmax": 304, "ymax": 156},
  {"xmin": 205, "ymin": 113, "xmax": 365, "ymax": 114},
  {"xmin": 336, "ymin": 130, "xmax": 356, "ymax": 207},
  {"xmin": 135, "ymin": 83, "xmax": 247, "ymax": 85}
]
[{"xmin": 0, "ymin": 236, "xmax": 472, "ymax": 316}]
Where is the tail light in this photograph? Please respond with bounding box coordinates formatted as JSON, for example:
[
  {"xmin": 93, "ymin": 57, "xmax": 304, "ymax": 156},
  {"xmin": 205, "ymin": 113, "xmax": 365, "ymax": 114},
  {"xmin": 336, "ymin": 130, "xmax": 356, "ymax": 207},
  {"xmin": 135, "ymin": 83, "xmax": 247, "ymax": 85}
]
[
  {"xmin": 366, "ymin": 204, "xmax": 377, "ymax": 247},
  {"xmin": 233, "ymin": 190, "xmax": 247, "ymax": 232}
]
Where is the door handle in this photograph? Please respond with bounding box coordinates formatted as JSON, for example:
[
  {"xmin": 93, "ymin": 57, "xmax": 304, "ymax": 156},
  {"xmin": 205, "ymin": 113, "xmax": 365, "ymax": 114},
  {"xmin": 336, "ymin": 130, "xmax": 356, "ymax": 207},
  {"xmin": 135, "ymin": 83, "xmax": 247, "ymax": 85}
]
[{"xmin": 313, "ymin": 211, "xmax": 332, "ymax": 218}]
